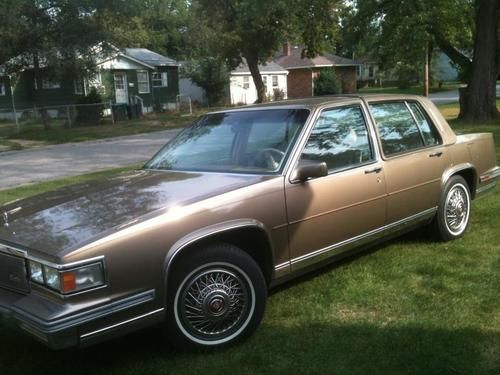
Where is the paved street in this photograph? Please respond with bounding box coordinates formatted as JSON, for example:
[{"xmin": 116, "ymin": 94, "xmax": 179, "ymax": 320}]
[
  {"xmin": 0, "ymin": 129, "xmax": 179, "ymax": 190},
  {"xmin": 2, "ymin": 86, "xmax": 499, "ymax": 190},
  {"xmin": 428, "ymin": 84, "xmax": 500, "ymax": 104}
]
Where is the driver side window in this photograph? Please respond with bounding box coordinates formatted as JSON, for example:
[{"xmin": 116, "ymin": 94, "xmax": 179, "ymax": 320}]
[{"xmin": 301, "ymin": 105, "xmax": 374, "ymax": 171}]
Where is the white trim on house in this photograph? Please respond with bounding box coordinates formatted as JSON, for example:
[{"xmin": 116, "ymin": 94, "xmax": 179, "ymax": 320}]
[
  {"xmin": 34, "ymin": 79, "xmax": 61, "ymax": 90},
  {"xmin": 74, "ymin": 79, "xmax": 84, "ymax": 95},
  {"xmin": 137, "ymin": 70, "xmax": 150, "ymax": 94},
  {"xmin": 0, "ymin": 82, "xmax": 5, "ymax": 96},
  {"xmin": 152, "ymin": 71, "xmax": 168, "ymax": 87},
  {"xmin": 97, "ymin": 53, "xmax": 156, "ymax": 70}
]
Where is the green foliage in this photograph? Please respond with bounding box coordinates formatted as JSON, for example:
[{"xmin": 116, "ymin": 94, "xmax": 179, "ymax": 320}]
[
  {"xmin": 341, "ymin": 0, "xmax": 474, "ymax": 78},
  {"xmin": 194, "ymin": 0, "xmax": 342, "ymax": 102},
  {"xmin": 76, "ymin": 89, "xmax": 103, "ymax": 125},
  {"xmin": 184, "ymin": 58, "xmax": 229, "ymax": 106},
  {"xmin": 314, "ymin": 68, "xmax": 339, "ymax": 95}
]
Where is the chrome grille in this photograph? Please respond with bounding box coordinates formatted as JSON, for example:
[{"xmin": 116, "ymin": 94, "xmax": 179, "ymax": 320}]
[{"xmin": 0, "ymin": 252, "xmax": 30, "ymax": 294}]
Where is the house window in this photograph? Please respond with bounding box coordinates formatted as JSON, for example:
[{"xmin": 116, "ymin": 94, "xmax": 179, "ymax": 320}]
[
  {"xmin": 137, "ymin": 70, "xmax": 150, "ymax": 94},
  {"xmin": 74, "ymin": 79, "xmax": 84, "ymax": 95},
  {"xmin": 368, "ymin": 66, "xmax": 374, "ymax": 78},
  {"xmin": 272, "ymin": 75, "xmax": 278, "ymax": 87},
  {"xmin": 0, "ymin": 83, "xmax": 5, "ymax": 96},
  {"xmin": 152, "ymin": 72, "xmax": 168, "ymax": 87},
  {"xmin": 262, "ymin": 76, "xmax": 268, "ymax": 91},
  {"xmin": 114, "ymin": 73, "xmax": 125, "ymax": 90},
  {"xmin": 243, "ymin": 76, "xmax": 250, "ymax": 89},
  {"xmin": 34, "ymin": 79, "xmax": 61, "ymax": 90}
]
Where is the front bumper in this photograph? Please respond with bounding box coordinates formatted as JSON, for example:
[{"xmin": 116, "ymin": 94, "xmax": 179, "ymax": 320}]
[
  {"xmin": 476, "ymin": 166, "xmax": 500, "ymax": 198},
  {"xmin": 0, "ymin": 287, "xmax": 164, "ymax": 349}
]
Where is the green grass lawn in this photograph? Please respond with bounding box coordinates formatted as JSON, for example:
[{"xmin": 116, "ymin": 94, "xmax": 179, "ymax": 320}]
[{"xmin": 0, "ymin": 104, "xmax": 499, "ymax": 374}]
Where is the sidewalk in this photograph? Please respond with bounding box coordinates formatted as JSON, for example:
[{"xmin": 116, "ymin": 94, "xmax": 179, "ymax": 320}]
[{"xmin": 0, "ymin": 129, "xmax": 179, "ymax": 190}]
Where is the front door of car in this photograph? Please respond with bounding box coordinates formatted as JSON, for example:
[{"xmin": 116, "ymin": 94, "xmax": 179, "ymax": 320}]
[
  {"xmin": 368, "ymin": 100, "xmax": 450, "ymax": 224},
  {"xmin": 285, "ymin": 104, "xmax": 387, "ymax": 270}
]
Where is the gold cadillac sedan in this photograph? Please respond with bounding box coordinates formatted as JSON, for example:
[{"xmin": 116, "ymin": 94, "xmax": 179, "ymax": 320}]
[{"xmin": 0, "ymin": 95, "xmax": 498, "ymax": 349}]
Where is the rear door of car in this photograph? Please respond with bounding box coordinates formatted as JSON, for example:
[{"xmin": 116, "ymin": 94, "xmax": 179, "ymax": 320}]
[
  {"xmin": 284, "ymin": 101, "xmax": 387, "ymax": 271},
  {"xmin": 366, "ymin": 99, "xmax": 450, "ymax": 224}
]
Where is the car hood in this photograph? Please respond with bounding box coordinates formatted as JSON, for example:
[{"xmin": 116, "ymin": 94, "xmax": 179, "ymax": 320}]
[{"xmin": 0, "ymin": 169, "xmax": 272, "ymax": 257}]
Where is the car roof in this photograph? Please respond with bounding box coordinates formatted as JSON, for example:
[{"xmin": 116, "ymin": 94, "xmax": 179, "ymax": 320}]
[{"xmin": 209, "ymin": 94, "xmax": 423, "ymax": 113}]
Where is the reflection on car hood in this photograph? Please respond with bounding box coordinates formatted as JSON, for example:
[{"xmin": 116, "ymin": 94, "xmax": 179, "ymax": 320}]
[{"xmin": 0, "ymin": 170, "xmax": 270, "ymax": 256}]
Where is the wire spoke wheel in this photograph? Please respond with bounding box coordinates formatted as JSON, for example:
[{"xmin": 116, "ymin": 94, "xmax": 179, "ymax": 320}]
[
  {"xmin": 174, "ymin": 262, "xmax": 255, "ymax": 345},
  {"xmin": 444, "ymin": 183, "xmax": 470, "ymax": 235}
]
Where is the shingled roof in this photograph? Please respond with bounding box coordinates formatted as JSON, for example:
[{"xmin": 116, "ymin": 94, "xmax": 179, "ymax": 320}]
[
  {"xmin": 231, "ymin": 60, "xmax": 288, "ymax": 75},
  {"xmin": 123, "ymin": 48, "xmax": 179, "ymax": 67},
  {"xmin": 275, "ymin": 45, "xmax": 359, "ymax": 69}
]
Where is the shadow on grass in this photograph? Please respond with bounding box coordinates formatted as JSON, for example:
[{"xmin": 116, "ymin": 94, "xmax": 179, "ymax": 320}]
[{"xmin": 0, "ymin": 318, "xmax": 498, "ymax": 375}]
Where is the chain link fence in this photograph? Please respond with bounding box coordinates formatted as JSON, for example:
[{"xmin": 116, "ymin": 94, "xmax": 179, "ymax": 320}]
[{"xmin": 0, "ymin": 102, "xmax": 115, "ymax": 136}]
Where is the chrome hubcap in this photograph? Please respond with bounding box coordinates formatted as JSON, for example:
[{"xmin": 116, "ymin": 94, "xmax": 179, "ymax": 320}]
[
  {"xmin": 445, "ymin": 185, "xmax": 469, "ymax": 235},
  {"xmin": 179, "ymin": 268, "xmax": 249, "ymax": 340}
]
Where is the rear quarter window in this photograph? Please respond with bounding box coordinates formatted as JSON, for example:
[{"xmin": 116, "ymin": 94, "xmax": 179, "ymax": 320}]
[{"xmin": 369, "ymin": 101, "xmax": 441, "ymax": 157}]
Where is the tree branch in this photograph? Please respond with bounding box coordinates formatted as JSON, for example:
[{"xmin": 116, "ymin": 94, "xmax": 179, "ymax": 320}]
[{"xmin": 431, "ymin": 31, "xmax": 471, "ymax": 72}]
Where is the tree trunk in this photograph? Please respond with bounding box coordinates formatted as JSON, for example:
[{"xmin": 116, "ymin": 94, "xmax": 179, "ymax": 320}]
[
  {"xmin": 459, "ymin": 0, "xmax": 499, "ymax": 121},
  {"xmin": 33, "ymin": 53, "xmax": 51, "ymax": 130},
  {"xmin": 245, "ymin": 54, "xmax": 266, "ymax": 103}
]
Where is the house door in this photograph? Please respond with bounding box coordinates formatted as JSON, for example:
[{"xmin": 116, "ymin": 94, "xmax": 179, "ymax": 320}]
[{"xmin": 114, "ymin": 72, "xmax": 128, "ymax": 104}]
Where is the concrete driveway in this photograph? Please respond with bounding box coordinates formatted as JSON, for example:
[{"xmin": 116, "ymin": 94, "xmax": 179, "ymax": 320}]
[{"xmin": 0, "ymin": 129, "xmax": 179, "ymax": 190}]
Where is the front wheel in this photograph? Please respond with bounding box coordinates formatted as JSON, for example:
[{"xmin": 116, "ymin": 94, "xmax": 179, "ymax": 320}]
[
  {"xmin": 166, "ymin": 244, "xmax": 267, "ymax": 348},
  {"xmin": 432, "ymin": 175, "xmax": 471, "ymax": 241}
]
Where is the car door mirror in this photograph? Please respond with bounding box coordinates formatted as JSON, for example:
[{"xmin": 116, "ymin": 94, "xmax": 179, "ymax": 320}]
[{"xmin": 291, "ymin": 160, "xmax": 328, "ymax": 183}]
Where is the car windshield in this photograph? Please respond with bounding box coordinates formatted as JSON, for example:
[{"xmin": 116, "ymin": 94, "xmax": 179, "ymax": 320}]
[{"xmin": 145, "ymin": 108, "xmax": 310, "ymax": 174}]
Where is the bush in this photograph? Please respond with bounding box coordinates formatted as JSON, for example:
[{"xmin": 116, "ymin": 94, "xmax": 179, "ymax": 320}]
[
  {"xmin": 314, "ymin": 68, "xmax": 339, "ymax": 96},
  {"xmin": 76, "ymin": 88, "xmax": 104, "ymax": 125},
  {"xmin": 273, "ymin": 88, "xmax": 285, "ymax": 101}
]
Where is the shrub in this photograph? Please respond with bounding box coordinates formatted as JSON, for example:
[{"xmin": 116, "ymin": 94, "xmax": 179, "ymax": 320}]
[
  {"xmin": 314, "ymin": 68, "xmax": 339, "ymax": 96},
  {"xmin": 76, "ymin": 88, "xmax": 104, "ymax": 125}
]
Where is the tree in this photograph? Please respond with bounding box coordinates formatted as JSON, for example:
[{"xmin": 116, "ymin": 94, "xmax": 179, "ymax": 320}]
[
  {"xmin": 194, "ymin": 0, "xmax": 341, "ymax": 103},
  {"xmin": 184, "ymin": 58, "xmax": 229, "ymax": 106},
  {"xmin": 0, "ymin": 0, "xmax": 126, "ymax": 129},
  {"xmin": 343, "ymin": 0, "xmax": 498, "ymax": 121}
]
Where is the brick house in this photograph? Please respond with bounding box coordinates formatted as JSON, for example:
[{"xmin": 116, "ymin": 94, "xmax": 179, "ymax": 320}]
[{"xmin": 275, "ymin": 45, "xmax": 359, "ymax": 98}]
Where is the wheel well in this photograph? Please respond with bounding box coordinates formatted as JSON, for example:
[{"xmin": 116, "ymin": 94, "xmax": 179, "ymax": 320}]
[
  {"xmin": 168, "ymin": 227, "xmax": 274, "ymax": 287},
  {"xmin": 453, "ymin": 168, "xmax": 476, "ymax": 199}
]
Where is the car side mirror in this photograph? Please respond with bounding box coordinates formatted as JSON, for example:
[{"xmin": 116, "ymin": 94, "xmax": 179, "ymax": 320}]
[{"xmin": 291, "ymin": 160, "xmax": 328, "ymax": 183}]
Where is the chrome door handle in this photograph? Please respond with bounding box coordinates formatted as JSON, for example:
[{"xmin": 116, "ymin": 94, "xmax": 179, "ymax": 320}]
[
  {"xmin": 365, "ymin": 166, "xmax": 383, "ymax": 174},
  {"xmin": 429, "ymin": 151, "xmax": 443, "ymax": 157}
]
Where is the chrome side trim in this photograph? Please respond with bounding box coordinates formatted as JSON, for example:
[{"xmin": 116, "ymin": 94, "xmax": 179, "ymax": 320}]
[
  {"xmin": 480, "ymin": 166, "xmax": 500, "ymax": 182},
  {"xmin": 26, "ymin": 255, "xmax": 105, "ymax": 271},
  {"xmin": 290, "ymin": 207, "xmax": 437, "ymax": 271},
  {"xmin": 11, "ymin": 289, "xmax": 156, "ymax": 333},
  {"xmin": 0, "ymin": 243, "xmax": 28, "ymax": 257},
  {"xmin": 164, "ymin": 219, "xmax": 275, "ymax": 288},
  {"xmin": 476, "ymin": 181, "xmax": 497, "ymax": 197},
  {"xmin": 80, "ymin": 308, "xmax": 164, "ymax": 339},
  {"xmin": 274, "ymin": 261, "xmax": 290, "ymax": 278}
]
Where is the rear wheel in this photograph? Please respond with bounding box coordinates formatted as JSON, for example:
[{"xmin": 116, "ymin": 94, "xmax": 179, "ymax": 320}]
[
  {"xmin": 432, "ymin": 175, "xmax": 471, "ymax": 241},
  {"xmin": 166, "ymin": 243, "xmax": 267, "ymax": 348}
]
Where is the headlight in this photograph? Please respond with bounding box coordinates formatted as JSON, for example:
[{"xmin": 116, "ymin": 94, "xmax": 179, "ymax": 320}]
[
  {"xmin": 28, "ymin": 261, "xmax": 44, "ymax": 284},
  {"xmin": 28, "ymin": 260, "xmax": 105, "ymax": 294}
]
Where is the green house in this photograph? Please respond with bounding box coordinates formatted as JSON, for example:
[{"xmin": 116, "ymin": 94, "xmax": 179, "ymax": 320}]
[
  {"xmin": 94, "ymin": 48, "xmax": 180, "ymax": 112},
  {"xmin": 0, "ymin": 47, "xmax": 179, "ymax": 116}
]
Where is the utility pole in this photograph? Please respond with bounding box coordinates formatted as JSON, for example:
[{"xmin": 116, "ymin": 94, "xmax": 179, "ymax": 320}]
[
  {"xmin": 8, "ymin": 74, "xmax": 19, "ymax": 133},
  {"xmin": 423, "ymin": 45, "xmax": 429, "ymax": 97}
]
